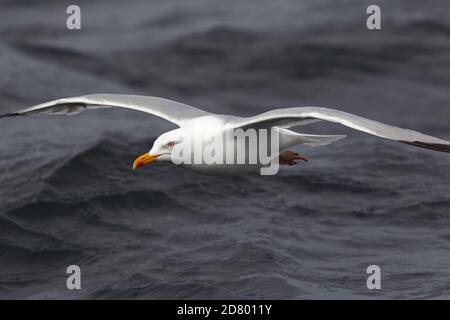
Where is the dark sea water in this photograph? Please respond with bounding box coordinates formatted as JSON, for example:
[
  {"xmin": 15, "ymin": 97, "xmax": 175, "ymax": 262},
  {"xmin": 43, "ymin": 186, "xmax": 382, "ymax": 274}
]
[{"xmin": 1, "ymin": 0, "xmax": 450, "ymax": 299}]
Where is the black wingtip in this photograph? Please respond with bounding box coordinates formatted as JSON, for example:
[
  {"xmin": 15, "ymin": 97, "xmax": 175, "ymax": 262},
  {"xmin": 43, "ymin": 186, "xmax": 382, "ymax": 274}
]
[
  {"xmin": 400, "ymin": 141, "xmax": 450, "ymax": 153},
  {"xmin": 0, "ymin": 112, "xmax": 19, "ymax": 119}
]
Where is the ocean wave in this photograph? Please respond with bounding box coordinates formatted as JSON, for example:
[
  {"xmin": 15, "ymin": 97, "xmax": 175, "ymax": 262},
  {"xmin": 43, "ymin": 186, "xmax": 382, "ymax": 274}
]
[
  {"xmin": 120, "ymin": 25, "xmax": 439, "ymax": 84},
  {"xmin": 399, "ymin": 19, "xmax": 450, "ymax": 36}
]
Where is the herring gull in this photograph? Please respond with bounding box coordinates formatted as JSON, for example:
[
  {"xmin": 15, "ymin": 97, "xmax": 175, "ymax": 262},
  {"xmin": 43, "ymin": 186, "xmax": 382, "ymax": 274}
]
[{"xmin": 1, "ymin": 94, "xmax": 449, "ymax": 174}]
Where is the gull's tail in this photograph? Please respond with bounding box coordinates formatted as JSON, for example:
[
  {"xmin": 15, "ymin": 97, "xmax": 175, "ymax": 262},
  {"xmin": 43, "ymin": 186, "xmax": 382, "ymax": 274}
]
[
  {"xmin": 279, "ymin": 128, "xmax": 347, "ymax": 148},
  {"xmin": 296, "ymin": 133, "xmax": 347, "ymax": 146}
]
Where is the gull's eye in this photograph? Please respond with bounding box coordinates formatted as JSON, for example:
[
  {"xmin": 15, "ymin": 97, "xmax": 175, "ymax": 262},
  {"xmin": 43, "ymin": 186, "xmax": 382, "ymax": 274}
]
[{"xmin": 166, "ymin": 142, "xmax": 175, "ymax": 148}]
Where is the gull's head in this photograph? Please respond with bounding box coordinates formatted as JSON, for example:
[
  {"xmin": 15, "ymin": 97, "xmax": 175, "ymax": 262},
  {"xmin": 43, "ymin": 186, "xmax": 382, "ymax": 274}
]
[{"xmin": 133, "ymin": 129, "xmax": 184, "ymax": 170}]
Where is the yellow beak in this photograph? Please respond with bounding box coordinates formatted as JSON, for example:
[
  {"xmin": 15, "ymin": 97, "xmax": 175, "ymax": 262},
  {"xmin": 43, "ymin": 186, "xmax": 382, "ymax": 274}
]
[{"xmin": 132, "ymin": 153, "xmax": 160, "ymax": 170}]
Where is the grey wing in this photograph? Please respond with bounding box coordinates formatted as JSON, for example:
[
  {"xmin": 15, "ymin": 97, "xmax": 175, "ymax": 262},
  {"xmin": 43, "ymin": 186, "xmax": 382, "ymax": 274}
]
[
  {"xmin": 231, "ymin": 107, "xmax": 450, "ymax": 153},
  {"xmin": 0, "ymin": 94, "xmax": 211, "ymax": 127}
]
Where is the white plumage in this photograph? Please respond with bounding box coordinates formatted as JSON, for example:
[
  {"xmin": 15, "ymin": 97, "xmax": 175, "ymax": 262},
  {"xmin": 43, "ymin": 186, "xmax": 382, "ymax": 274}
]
[{"xmin": 1, "ymin": 94, "xmax": 449, "ymax": 174}]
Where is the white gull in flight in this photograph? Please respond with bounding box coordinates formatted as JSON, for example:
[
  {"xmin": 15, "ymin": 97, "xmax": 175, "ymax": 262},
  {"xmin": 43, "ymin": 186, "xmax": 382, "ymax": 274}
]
[{"xmin": 1, "ymin": 94, "xmax": 449, "ymax": 174}]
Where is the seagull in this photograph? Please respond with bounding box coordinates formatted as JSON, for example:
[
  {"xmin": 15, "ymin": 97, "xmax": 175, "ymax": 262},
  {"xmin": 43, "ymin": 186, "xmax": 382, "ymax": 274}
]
[{"xmin": 1, "ymin": 94, "xmax": 449, "ymax": 174}]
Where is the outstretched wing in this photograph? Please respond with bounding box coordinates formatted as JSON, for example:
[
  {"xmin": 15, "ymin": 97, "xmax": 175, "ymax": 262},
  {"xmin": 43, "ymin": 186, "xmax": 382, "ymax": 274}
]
[
  {"xmin": 0, "ymin": 94, "xmax": 211, "ymax": 127},
  {"xmin": 231, "ymin": 107, "xmax": 450, "ymax": 153}
]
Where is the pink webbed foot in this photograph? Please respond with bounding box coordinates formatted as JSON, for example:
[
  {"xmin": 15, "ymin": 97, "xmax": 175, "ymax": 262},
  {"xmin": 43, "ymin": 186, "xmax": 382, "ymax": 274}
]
[{"xmin": 279, "ymin": 150, "xmax": 309, "ymax": 165}]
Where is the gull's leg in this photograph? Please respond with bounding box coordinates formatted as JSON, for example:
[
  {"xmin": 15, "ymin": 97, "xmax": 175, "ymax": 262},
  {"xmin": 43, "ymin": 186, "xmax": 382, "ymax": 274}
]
[{"xmin": 279, "ymin": 150, "xmax": 308, "ymax": 165}]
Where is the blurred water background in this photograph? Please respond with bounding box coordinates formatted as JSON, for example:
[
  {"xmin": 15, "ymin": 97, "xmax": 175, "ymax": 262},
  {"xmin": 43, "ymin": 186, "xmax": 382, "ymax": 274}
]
[{"xmin": 1, "ymin": 0, "xmax": 450, "ymax": 299}]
